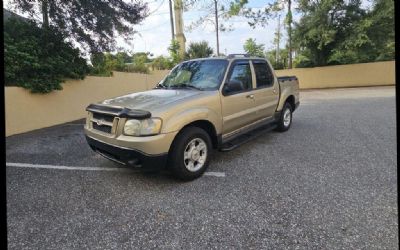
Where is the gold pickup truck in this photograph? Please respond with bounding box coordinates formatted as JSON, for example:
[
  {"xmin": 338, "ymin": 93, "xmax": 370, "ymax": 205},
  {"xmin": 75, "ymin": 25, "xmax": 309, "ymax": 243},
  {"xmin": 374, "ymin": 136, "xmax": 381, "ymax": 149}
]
[{"xmin": 84, "ymin": 54, "xmax": 299, "ymax": 180}]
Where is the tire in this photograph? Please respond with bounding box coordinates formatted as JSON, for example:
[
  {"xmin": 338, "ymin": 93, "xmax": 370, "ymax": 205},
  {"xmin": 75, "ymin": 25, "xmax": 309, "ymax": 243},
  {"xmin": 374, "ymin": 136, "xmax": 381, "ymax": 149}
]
[
  {"xmin": 275, "ymin": 102, "xmax": 293, "ymax": 132},
  {"xmin": 168, "ymin": 126, "xmax": 212, "ymax": 181}
]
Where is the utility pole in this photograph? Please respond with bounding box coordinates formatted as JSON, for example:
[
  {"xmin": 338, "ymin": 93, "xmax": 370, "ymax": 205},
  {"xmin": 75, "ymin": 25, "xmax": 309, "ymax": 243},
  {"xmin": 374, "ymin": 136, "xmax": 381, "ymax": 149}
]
[
  {"xmin": 41, "ymin": 0, "xmax": 49, "ymax": 28},
  {"xmin": 169, "ymin": 0, "xmax": 175, "ymax": 41},
  {"xmin": 276, "ymin": 15, "xmax": 281, "ymax": 66},
  {"xmin": 287, "ymin": 0, "xmax": 292, "ymax": 69},
  {"xmin": 214, "ymin": 0, "xmax": 220, "ymax": 56},
  {"xmin": 173, "ymin": 0, "xmax": 186, "ymax": 58}
]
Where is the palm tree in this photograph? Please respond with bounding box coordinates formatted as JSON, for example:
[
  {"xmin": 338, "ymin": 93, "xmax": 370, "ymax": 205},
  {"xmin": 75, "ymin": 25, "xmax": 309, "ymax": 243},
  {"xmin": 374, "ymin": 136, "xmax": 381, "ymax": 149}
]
[{"xmin": 187, "ymin": 41, "xmax": 214, "ymax": 59}]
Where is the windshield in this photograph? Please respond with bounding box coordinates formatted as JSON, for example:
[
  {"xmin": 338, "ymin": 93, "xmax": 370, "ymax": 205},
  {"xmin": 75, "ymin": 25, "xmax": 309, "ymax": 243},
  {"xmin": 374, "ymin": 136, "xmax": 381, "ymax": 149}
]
[{"xmin": 159, "ymin": 59, "xmax": 228, "ymax": 90}]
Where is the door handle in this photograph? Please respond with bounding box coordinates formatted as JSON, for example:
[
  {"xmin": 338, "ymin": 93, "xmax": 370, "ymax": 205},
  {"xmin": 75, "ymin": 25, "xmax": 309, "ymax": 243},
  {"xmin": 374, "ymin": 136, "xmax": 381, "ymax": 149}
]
[{"xmin": 246, "ymin": 94, "xmax": 254, "ymax": 99}]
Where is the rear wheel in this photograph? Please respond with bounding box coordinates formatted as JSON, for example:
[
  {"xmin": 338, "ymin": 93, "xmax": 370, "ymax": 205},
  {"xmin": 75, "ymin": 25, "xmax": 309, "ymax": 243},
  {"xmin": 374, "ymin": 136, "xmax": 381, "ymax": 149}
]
[
  {"xmin": 275, "ymin": 102, "xmax": 293, "ymax": 132},
  {"xmin": 168, "ymin": 127, "xmax": 212, "ymax": 181}
]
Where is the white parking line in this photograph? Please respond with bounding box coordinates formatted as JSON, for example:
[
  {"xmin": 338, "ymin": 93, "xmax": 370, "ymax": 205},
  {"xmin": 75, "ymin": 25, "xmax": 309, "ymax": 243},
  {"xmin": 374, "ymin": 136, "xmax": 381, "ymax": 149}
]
[
  {"xmin": 203, "ymin": 172, "xmax": 226, "ymax": 177},
  {"xmin": 6, "ymin": 162, "xmax": 226, "ymax": 177},
  {"xmin": 6, "ymin": 162, "xmax": 133, "ymax": 172}
]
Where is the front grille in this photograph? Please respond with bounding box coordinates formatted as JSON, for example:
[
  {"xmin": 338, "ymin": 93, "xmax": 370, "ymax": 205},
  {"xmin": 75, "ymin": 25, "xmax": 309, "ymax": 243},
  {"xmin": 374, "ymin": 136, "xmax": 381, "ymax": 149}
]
[
  {"xmin": 93, "ymin": 112, "xmax": 114, "ymax": 123},
  {"xmin": 92, "ymin": 123, "xmax": 112, "ymax": 133},
  {"xmin": 90, "ymin": 111, "xmax": 117, "ymax": 134}
]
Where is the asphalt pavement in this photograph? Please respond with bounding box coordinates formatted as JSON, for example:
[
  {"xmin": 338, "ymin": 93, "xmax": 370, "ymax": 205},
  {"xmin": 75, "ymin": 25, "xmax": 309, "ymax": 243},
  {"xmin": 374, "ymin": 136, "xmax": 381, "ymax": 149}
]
[{"xmin": 6, "ymin": 86, "xmax": 397, "ymax": 249}]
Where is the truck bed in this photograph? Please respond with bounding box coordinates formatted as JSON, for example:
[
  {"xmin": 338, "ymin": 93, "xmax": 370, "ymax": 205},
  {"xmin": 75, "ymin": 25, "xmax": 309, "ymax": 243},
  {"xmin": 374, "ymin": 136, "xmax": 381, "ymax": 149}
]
[
  {"xmin": 277, "ymin": 75, "xmax": 300, "ymax": 111},
  {"xmin": 277, "ymin": 76, "xmax": 298, "ymax": 82}
]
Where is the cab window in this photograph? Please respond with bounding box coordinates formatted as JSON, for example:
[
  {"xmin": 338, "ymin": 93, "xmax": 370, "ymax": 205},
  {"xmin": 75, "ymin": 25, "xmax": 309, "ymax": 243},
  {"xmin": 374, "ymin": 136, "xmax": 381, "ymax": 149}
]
[{"xmin": 253, "ymin": 61, "xmax": 274, "ymax": 88}]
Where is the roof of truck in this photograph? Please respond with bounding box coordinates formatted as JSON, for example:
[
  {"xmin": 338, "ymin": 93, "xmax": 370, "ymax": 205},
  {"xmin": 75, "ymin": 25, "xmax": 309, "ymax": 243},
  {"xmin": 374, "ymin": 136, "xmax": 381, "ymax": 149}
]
[{"xmin": 185, "ymin": 54, "xmax": 268, "ymax": 63}]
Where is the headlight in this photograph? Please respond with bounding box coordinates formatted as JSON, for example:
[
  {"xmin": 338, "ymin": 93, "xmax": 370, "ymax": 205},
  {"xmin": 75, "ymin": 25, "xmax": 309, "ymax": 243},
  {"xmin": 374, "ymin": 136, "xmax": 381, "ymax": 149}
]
[{"xmin": 123, "ymin": 118, "xmax": 162, "ymax": 136}]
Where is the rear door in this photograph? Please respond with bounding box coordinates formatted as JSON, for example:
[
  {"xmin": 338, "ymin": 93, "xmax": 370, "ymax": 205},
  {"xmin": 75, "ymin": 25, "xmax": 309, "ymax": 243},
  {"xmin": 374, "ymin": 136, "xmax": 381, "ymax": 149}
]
[
  {"xmin": 220, "ymin": 59, "xmax": 258, "ymax": 135},
  {"xmin": 251, "ymin": 59, "xmax": 280, "ymax": 120}
]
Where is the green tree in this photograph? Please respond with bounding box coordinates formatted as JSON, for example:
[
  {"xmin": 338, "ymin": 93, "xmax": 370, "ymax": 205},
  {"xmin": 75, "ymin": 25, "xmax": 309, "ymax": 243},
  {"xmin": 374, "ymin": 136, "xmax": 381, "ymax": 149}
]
[
  {"xmin": 4, "ymin": 18, "xmax": 89, "ymax": 93},
  {"xmin": 151, "ymin": 56, "xmax": 173, "ymax": 70},
  {"xmin": 9, "ymin": 0, "xmax": 149, "ymax": 52},
  {"xmin": 243, "ymin": 38, "xmax": 265, "ymax": 57},
  {"xmin": 265, "ymin": 48, "xmax": 289, "ymax": 69},
  {"xmin": 90, "ymin": 52, "xmax": 111, "ymax": 76},
  {"xmin": 132, "ymin": 52, "xmax": 151, "ymax": 64},
  {"xmin": 168, "ymin": 39, "xmax": 182, "ymax": 65},
  {"xmin": 91, "ymin": 52, "xmax": 106, "ymax": 68},
  {"xmin": 292, "ymin": 0, "xmax": 365, "ymax": 67},
  {"xmin": 90, "ymin": 51, "xmax": 150, "ymax": 75},
  {"xmin": 227, "ymin": 0, "xmax": 294, "ymax": 67},
  {"xmin": 187, "ymin": 41, "xmax": 214, "ymax": 59},
  {"xmin": 127, "ymin": 52, "xmax": 150, "ymax": 74},
  {"xmin": 369, "ymin": 0, "xmax": 394, "ymax": 61},
  {"xmin": 329, "ymin": 0, "xmax": 394, "ymax": 64},
  {"xmin": 116, "ymin": 51, "xmax": 133, "ymax": 64},
  {"xmin": 186, "ymin": 0, "xmax": 294, "ymax": 66},
  {"xmin": 184, "ymin": 0, "xmax": 237, "ymax": 33},
  {"xmin": 228, "ymin": 0, "xmax": 394, "ymax": 68}
]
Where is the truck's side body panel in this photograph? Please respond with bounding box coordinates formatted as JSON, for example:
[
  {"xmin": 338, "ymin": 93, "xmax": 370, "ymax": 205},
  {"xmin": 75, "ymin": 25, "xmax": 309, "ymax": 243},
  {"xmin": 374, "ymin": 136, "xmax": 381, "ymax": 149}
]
[{"xmin": 155, "ymin": 91, "xmax": 223, "ymax": 135}]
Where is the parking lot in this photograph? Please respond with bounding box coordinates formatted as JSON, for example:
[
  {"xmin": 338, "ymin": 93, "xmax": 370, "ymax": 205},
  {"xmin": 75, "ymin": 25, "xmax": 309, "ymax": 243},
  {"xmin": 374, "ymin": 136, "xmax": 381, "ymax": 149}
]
[{"xmin": 6, "ymin": 86, "xmax": 397, "ymax": 249}]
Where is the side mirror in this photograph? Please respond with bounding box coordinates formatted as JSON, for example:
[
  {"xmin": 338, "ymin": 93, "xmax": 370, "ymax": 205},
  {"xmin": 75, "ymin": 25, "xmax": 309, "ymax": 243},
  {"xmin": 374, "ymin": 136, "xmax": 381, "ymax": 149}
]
[{"xmin": 224, "ymin": 79, "xmax": 243, "ymax": 93}]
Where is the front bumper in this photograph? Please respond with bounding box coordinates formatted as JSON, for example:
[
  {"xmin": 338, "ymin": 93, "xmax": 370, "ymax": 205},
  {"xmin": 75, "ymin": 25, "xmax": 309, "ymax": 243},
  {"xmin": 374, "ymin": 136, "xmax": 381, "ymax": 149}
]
[
  {"xmin": 86, "ymin": 135, "xmax": 168, "ymax": 171},
  {"xmin": 84, "ymin": 126, "xmax": 178, "ymax": 155}
]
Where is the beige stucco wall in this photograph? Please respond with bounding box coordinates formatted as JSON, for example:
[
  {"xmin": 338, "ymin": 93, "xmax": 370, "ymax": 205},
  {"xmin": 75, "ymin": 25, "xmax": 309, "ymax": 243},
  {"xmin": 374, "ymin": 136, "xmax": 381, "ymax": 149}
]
[
  {"xmin": 275, "ymin": 60, "xmax": 395, "ymax": 89},
  {"xmin": 5, "ymin": 61, "xmax": 395, "ymax": 136},
  {"xmin": 5, "ymin": 71, "xmax": 169, "ymax": 136}
]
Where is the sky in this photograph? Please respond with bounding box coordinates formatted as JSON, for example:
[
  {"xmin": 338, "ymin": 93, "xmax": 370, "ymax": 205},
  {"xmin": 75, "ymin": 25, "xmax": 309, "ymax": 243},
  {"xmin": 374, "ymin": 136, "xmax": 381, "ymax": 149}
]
[
  {"xmin": 4, "ymin": 0, "xmax": 372, "ymax": 57},
  {"xmin": 124, "ymin": 0, "xmax": 297, "ymax": 56}
]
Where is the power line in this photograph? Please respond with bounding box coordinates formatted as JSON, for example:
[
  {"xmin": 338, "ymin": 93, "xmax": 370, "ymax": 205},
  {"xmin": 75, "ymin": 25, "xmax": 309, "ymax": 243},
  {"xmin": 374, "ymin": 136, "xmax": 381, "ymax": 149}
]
[
  {"xmin": 136, "ymin": 22, "xmax": 171, "ymax": 32},
  {"xmin": 151, "ymin": 11, "xmax": 169, "ymax": 16},
  {"xmin": 145, "ymin": 0, "xmax": 166, "ymax": 17}
]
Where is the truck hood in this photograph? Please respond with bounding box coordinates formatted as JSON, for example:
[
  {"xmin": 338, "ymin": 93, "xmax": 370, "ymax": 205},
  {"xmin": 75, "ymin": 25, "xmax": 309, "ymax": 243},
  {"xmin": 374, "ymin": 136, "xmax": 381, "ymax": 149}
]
[{"xmin": 100, "ymin": 89, "xmax": 204, "ymax": 112}]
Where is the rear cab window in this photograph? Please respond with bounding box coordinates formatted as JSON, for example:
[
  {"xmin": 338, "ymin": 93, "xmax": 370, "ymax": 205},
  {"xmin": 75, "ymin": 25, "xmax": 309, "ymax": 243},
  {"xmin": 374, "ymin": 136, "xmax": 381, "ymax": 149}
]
[{"xmin": 252, "ymin": 60, "xmax": 274, "ymax": 88}]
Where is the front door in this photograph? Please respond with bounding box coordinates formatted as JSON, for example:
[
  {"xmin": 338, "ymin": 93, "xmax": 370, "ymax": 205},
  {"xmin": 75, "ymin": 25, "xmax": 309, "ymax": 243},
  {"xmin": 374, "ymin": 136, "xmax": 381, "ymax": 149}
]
[{"xmin": 220, "ymin": 60, "xmax": 258, "ymax": 136}]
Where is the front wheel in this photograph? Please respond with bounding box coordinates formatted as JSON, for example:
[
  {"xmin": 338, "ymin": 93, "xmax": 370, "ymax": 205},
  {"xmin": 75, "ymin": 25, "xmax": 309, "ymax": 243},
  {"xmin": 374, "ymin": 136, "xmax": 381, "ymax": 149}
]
[
  {"xmin": 168, "ymin": 127, "xmax": 212, "ymax": 181},
  {"xmin": 275, "ymin": 102, "xmax": 293, "ymax": 132}
]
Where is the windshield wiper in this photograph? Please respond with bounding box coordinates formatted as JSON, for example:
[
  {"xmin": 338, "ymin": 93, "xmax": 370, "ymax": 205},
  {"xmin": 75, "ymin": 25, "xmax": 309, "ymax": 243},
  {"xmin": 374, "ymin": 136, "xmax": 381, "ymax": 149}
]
[
  {"xmin": 154, "ymin": 82, "xmax": 167, "ymax": 89},
  {"xmin": 171, "ymin": 83, "xmax": 203, "ymax": 91}
]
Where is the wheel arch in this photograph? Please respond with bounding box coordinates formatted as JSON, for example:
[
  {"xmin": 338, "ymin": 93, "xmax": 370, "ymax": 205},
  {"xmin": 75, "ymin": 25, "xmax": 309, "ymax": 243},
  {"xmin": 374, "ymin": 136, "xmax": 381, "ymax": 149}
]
[
  {"xmin": 277, "ymin": 94, "xmax": 296, "ymax": 111},
  {"xmin": 285, "ymin": 95, "xmax": 295, "ymax": 110},
  {"xmin": 169, "ymin": 119, "xmax": 219, "ymax": 153}
]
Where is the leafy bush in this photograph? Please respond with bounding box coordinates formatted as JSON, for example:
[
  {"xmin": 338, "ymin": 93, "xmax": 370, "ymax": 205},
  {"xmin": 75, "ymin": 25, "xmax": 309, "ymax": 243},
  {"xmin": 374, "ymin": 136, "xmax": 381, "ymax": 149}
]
[
  {"xmin": 90, "ymin": 51, "xmax": 150, "ymax": 75},
  {"xmin": 89, "ymin": 52, "xmax": 113, "ymax": 76},
  {"xmin": 265, "ymin": 49, "xmax": 289, "ymax": 70},
  {"xmin": 168, "ymin": 39, "xmax": 182, "ymax": 65},
  {"xmin": 89, "ymin": 52, "xmax": 121, "ymax": 76},
  {"xmin": 293, "ymin": 54, "xmax": 314, "ymax": 68},
  {"xmin": 124, "ymin": 64, "xmax": 149, "ymax": 74},
  {"xmin": 4, "ymin": 18, "xmax": 89, "ymax": 93},
  {"xmin": 151, "ymin": 56, "xmax": 173, "ymax": 70}
]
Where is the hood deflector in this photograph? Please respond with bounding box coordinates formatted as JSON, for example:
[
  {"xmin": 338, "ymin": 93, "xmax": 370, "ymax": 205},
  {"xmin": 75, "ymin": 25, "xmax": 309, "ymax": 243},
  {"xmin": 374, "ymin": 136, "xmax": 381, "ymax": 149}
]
[{"xmin": 86, "ymin": 104, "xmax": 151, "ymax": 119}]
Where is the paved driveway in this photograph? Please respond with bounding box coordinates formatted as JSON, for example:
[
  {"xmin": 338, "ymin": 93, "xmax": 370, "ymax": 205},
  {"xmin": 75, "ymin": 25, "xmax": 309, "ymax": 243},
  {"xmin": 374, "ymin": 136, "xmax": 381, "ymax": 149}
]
[{"xmin": 6, "ymin": 86, "xmax": 397, "ymax": 249}]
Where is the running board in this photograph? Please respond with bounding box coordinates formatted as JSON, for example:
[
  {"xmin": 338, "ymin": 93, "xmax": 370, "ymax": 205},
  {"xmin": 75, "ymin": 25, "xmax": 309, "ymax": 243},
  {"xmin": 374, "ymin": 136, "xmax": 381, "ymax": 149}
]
[{"xmin": 219, "ymin": 123, "xmax": 277, "ymax": 152}]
